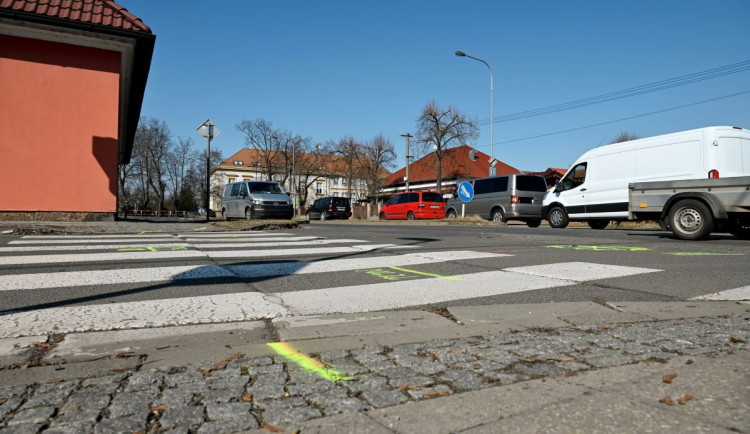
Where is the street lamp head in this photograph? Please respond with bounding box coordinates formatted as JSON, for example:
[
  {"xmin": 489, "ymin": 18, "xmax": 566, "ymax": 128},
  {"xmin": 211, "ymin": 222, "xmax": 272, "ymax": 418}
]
[{"xmin": 455, "ymin": 51, "xmax": 466, "ymax": 57}]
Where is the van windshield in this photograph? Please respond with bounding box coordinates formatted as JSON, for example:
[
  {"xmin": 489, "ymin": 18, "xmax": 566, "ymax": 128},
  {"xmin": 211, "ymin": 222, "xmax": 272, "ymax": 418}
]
[
  {"xmin": 516, "ymin": 176, "xmax": 548, "ymax": 192},
  {"xmin": 249, "ymin": 182, "xmax": 284, "ymax": 194}
]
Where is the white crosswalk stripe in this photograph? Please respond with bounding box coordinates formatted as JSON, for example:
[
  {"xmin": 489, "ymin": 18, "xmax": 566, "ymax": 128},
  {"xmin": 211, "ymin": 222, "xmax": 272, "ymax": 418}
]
[
  {"xmin": 691, "ymin": 286, "xmax": 750, "ymax": 301},
  {"xmin": 0, "ymin": 231, "xmax": 666, "ymax": 338},
  {"xmin": 0, "ymin": 251, "xmax": 508, "ymax": 291}
]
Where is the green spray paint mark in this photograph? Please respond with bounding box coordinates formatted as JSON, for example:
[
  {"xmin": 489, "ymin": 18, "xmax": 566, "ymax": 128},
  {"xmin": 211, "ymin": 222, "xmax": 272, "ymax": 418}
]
[
  {"xmin": 389, "ymin": 266, "xmax": 459, "ymax": 281},
  {"xmin": 267, "ymin": 342, "xmax": 353, "ymax": 381},
  {"xmin": 546, "ymin": 245, "xmax": 650, "ymax": 252},
  {"xmin": 118, "ymin": 246, "xmax": 189, "ymax": 252},
  {"xmin": 667, "ymin": 252, "xmax": 744, "ymax": 256},
  {"xmin": 362, "ymin": 268, "xmax": 417, "ymax": 281}
]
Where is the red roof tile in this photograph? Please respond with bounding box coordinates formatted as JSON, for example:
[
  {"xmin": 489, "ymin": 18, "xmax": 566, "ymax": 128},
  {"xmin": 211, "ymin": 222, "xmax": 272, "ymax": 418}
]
[
  {"xmin": 384, "ymin": 145, "xmax": 519, "ymax": 186},
  {"xmin": 0, "ymin": 0, "xmax": 151, "ymax": 32}
]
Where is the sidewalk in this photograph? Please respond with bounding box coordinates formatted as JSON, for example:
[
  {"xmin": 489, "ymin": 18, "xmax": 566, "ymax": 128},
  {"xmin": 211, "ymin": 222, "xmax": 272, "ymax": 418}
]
[{"xmin": 1, "ymin": 302, "xmax": 748, "ymax": 433}]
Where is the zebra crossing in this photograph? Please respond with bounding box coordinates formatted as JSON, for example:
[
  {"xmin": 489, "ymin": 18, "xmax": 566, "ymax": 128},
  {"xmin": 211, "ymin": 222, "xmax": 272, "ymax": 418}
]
[{"xmin": 0, "ymin": 231, "xmax": 669, "ymax": 338}]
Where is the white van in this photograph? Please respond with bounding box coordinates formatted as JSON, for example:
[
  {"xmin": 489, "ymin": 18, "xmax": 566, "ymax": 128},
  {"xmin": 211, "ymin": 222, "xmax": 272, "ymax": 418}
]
[{"xmin": 543, "ymin": 126, "xmax": 750, "ymax": 229}]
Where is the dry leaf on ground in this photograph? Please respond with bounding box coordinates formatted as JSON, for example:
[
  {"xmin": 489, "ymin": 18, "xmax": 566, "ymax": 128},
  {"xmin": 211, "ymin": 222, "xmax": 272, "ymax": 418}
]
[
  {"xmin": 662, "ymin": 374, "xmax": 677, "ymax": 384},
  {"xmin": 149, "ymin": 405, "xmax": 171, "ymax": 412},
  {"xmin": 730, "ymin": 336, "xmax": 746, "ymax": 344},
  {"xmin": 32, "ymin": 341, "xmax": 52, "ymax": 349},
  {"xmin": 659, "ymin": 396, "xmax": 675, "ymax": 406},
  {"xmin": 261, "ymin": 423, "xmax": 284, "ymax": 432},
  {"xmin": 678, "ymin": 394, "xmax": 694, "ymax": 405},
  {"xmin": 201, "ymin": 363, "xmax": 228, "ymax": 378},
  {"xmin": 241, "ymin": 393, "xmax": 253, "ymax": 402},
  {"xmin": 220, "ymin": 354, "xmax": 243, "ymax": 362}
]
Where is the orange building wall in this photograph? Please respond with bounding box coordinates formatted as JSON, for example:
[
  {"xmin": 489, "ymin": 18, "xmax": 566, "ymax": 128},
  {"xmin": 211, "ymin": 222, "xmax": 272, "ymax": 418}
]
[{"xmin": 0, "ymin": 34, "xmax": 121, "ymax": 212}]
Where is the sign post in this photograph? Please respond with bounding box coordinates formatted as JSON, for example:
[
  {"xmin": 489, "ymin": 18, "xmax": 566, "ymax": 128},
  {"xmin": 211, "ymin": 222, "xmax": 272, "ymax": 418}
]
[
  {"xmin": 197, "ymin": 119, "xmax": 220, "ymax": 222},
  {"xmin": 458, "ymin": 181, "xmax": 474, "ymax": 218}
]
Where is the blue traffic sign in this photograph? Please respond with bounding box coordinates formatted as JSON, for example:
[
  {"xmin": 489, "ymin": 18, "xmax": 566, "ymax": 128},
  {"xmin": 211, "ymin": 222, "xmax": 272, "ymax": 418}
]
[{"xmin": 458, "ymin": 181, "xmax": 474, "ymax": 203}]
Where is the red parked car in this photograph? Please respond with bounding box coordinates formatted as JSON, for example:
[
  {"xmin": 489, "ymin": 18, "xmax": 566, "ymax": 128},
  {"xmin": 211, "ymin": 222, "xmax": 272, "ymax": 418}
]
[{"xmin": 379, "ymin": 191, "xmax": 445, "ymax": 220}]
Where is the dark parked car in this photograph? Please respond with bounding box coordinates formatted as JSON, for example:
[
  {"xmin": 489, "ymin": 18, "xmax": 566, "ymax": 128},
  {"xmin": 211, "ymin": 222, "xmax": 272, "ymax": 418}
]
[{"xmin": 306, "ymin": 197, "xmax": 352, "ymax": 221}]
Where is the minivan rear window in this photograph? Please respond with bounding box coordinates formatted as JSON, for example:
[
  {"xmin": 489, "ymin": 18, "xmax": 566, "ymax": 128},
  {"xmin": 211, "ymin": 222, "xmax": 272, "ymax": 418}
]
[
  {"xmin": 422, "ymin": 192, "xmax": 443, "ymax": 202},
  {"xmin": 332, "ymin": 198, "xmax": 349, "ymax": 207},
  {"xmin": 515, "ymin": 176, "xmax": 547, "ymax": 192}
]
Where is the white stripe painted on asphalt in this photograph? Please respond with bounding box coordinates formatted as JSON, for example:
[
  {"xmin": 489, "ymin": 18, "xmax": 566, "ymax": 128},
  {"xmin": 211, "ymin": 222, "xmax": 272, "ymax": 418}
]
[
  {"xmin": 0, "ymin": 243, "xmax": 192, "ymax": 252},
  {"xmin": 0, "ymin": 292, "xmax": 289, "ymax": 338},
  {"xmin": 0, "ymin": 262, "xmax": 660, "ymax": 338},
  {"xmin": 0, "ymin": 244, "xmax": 417, "ymax": 266},
  {"xmin": 177, "ymin": 232, "xmax": 293, "ymax": 238},
  {"xmin": 0, "ymin": 250, "xmax": 208, "ymax": 266},
  {"xmin": 191, "ymin": 239, "xmax": 367, "ymax": 248},
  {"xmin": 203, "ymin": 244, "xmax": 418, "ymax": 259},
  {"xmin": 272, "ymin": 262, "xmax": 662, "ymax": 315},
  {"xmin": 228, "ymin": 250, "xmax": 509, "ymax": 278},
  {"xmin": 503, "ymin": 262, "xmax": 661, "ymax": 281},
  {"xmin": 691, "ymin": 286, "xmax": 750, "ymax": 301},
  {"xmin": 18, "ymin": 235, "xmax": 177, "ymax": 240},
  {"xmin": 10, "ymin": 238, "xmax": 182, "ymax": 245},
  {"xmin": 0, "ymin": 251, "xmax": 505, "ymax": 291},
  {"xmin": 0, "ymin": 265, "xmax": 236, "ymax": 291},
  {"xmin": 183, "ymin": 236, "xmax": 322, "ymax": 243}
]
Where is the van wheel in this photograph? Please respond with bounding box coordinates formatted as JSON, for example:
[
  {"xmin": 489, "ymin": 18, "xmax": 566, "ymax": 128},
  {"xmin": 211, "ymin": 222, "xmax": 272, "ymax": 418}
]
[
  {"xmin": 245, "ymin": 207, "xmax": 254, "ymax": 220},
  {"xmin": 588, "ymin": 220, "xmax": 609, "ymax": 230},
  {"xmin": 526, "ymin": 219, "xmax": 541, "ymax": 228},
  {"xmin": 446, "ymin": 209, "xmax": 457, "ymax": 219},
  {"xmin": 221, "ymin": 209, "xmax": 228, "ymax": 221},
  {"xmin": 668, "ymin": 199, "xmax": 713, "ymax": 240},
  {"xmin": 407, "ymin": 211, "xmax": 415, "ymax": 220},
  {"xmin": 548, "ymin": 206, "xmax": 569, "ymax": 229},
  {"xmin": 379, "ymin": 212, "xmax": 387, "ymax": 221},
  {"xmin": 491, "ymin": 209, "xmax": 506, "ymax": 223}
]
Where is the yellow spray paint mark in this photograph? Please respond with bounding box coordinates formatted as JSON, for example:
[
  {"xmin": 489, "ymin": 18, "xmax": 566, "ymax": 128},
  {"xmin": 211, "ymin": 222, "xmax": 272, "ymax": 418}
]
[
  {"xmin": 389, "ymin": 266, "xmax": 458, "ymax": 281},
  {"xmin": 138, "ymin": 231, "xmax": 166, "ymax": 234},
  {"xmin": 667, "ymin": 252, "xmax": 744, "ymax": 256},
  {"xmin": 267, "ymin": 342, "xmax": 353, "ymax": 382},
  {"xmin": 361, "ymin": 268, "xmax": 417, "ymax": 281},
  {"xmin": 118, "ymin": 246, "xmax": 189, "ymax": 252},
  {"xmin": 546, "ymin": 245, "xmax": 650, "ymax": 252},
  {"xmin": 193, "ymin": 227, "xmax": 207, "ymax": 231}
]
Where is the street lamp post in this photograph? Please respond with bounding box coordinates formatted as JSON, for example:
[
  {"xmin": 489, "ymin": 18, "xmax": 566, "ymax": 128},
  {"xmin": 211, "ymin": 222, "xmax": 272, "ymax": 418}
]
[
  {"xmin": 455, "ymin": 50, "xmax": 494, "ymax": 162},
  {"xmin": 401, "ymin": 133, "xmax": 412, "ymax": 192}
]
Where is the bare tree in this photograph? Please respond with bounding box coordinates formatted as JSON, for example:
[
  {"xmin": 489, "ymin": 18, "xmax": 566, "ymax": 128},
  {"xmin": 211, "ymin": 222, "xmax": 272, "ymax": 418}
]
[
  {"xmin": 236, "ymin": 119, "xmax": 281, "ymax": 181},
  {"xmin": 415, "ymin": 101, "xmax": 478, "ymax": 193},
  {"xmin": 165, "ymin": 137, "xmax": 198, "ymax": 210},
  {"xmin": 611, "ymin": 131, "xmax": 640, "ymax": 144},
  {"xmin": 296, "ymin": 142, "xmax": 331, "ymax": 208},
  {"xmin": 331, "ymin": 135, "xmax": 362, "ymax": 200},
  {"xmin": 361, "ymin": 133, "xmax": 396, "ymax": 201}
]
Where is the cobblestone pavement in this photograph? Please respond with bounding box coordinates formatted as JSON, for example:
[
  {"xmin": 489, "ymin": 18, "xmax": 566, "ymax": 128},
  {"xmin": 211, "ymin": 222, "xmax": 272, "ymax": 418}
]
[{"xmin": 1, "ymin": 314, "xmax": 748, "ymax": 433}]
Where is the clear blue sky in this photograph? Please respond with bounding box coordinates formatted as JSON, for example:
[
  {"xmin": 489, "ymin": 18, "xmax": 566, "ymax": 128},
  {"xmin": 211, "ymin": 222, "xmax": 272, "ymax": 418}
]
[{"xmin": 123, "ymin": 0, "xmax": 750, "ymax": 172}]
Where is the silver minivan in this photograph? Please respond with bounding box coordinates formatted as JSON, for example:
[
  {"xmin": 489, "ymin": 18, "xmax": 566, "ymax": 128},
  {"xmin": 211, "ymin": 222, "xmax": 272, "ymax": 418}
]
[
  {"xmin": 221, "ymin": 181, "xmax": 294, "ymax": 220},
  {"xmin": 444, "ymin": 174, "xmax": 547, "ymax": 227}
]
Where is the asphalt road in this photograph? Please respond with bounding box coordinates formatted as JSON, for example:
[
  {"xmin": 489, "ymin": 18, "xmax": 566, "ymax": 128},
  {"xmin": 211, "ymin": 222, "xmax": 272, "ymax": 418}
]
[{"xmin": 1, "ymin": 221, "xmax": 747, "ymax": 318}]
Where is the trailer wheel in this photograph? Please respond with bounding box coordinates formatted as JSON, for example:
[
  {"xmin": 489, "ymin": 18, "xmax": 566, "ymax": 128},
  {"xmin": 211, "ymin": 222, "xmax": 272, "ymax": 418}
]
[
  {"xmin": 668, "ymin": 199, "xmax": 713, "ymax": 240},
  {"xmin": 727, "ymin": 216, "xmax": 750, "ymax": 239},
  {"xmin": 548, "ymin": 206, "xmax": 569, "ymax": 229}
]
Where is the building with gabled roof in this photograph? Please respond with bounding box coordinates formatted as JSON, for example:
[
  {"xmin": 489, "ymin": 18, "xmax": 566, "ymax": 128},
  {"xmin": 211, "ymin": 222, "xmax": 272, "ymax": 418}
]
[
  {"xmin": 382, "ymin": 145, "xmax": 520, "ymax": 196},
  {"xmin": 0, "ymin": 0, "xmax": 155, "ymax": 219},
  {"xmin": 210, "ymin": 148, "xmax": 386, "ymax": 212}
]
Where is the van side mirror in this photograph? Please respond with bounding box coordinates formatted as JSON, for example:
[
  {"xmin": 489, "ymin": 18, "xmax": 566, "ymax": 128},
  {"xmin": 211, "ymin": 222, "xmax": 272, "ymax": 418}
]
[
  {"xmin": 553, "ymin": 181, "xmax": 562, "ymax": 193},
  {"xmin": 239, "ymin": 190, "xmax": 247, "ymax": 197}
]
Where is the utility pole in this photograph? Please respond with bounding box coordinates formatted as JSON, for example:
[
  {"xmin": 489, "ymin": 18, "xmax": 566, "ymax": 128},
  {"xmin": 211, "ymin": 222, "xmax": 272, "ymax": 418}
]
[{"xmin": 401, "ymin": 133, "xmax": 412, "ymax": 192}]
